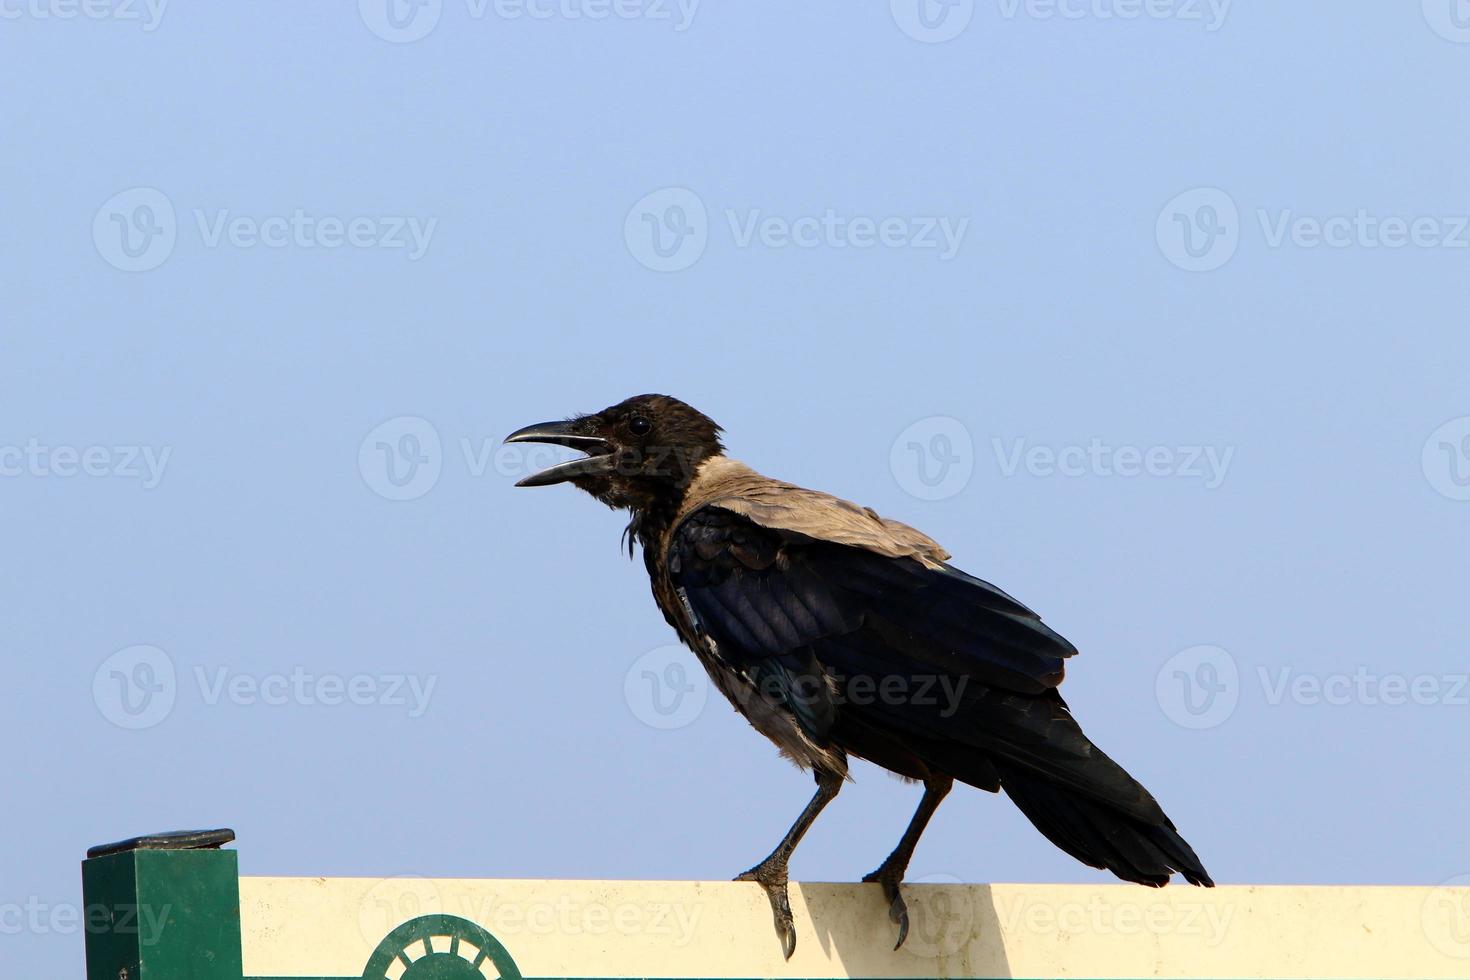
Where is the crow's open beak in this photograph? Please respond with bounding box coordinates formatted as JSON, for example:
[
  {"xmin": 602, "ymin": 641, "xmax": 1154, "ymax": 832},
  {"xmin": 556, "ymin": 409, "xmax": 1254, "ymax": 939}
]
[{"xmin": 504, "ymin": 420, "xmax": 617, "ymax": 487}]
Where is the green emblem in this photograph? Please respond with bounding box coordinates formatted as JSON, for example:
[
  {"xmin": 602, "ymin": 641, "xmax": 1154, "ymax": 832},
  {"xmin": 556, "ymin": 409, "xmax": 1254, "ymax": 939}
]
[{"xmin": 360, "ymin": 914, "xmax": 523, "ymax": 980}]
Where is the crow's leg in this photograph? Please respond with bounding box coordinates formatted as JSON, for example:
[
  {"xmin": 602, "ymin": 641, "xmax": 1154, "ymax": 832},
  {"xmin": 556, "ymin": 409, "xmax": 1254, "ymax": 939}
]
[
  {"xmin": 736, "ymin": 767, "xmax": 843, "ymax": 960},
  {"xmin": 863, "ymin": 774, "xmax": 953, "ymax": 950}
]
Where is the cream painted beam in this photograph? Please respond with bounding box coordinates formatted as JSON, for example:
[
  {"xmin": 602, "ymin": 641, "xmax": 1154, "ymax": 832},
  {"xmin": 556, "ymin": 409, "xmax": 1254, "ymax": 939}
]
[{"xmin": 240, "ymin": 876, "xmax": 1470, "ymax": 979}]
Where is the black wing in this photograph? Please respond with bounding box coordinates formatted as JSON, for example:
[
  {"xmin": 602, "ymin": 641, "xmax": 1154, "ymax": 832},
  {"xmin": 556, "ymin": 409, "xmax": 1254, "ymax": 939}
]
[
  {"xmin": 670, "ymin": 505, "xmax": 1076, "ymax": 679},
  {"xmin": 667, "ymin": 505, "xmax": 1077, "ymax": 737}
]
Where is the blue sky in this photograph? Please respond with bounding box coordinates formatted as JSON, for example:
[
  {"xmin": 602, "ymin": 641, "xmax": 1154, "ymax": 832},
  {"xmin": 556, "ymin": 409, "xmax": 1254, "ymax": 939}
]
[{"xmin": 3, "ymin": 3, "xmax": 1469, "ymax": 973}]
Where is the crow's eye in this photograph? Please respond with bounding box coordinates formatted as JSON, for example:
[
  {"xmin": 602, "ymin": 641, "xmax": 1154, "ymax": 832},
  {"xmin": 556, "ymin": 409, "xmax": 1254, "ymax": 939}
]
[{"xmin": 627, "ymin": 416, "xmax": 652, "ymax": 436}]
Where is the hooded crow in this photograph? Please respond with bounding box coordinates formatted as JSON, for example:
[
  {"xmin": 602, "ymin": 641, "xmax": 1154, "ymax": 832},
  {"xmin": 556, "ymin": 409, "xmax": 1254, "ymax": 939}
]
[{"xmin": 507, "ymin": 393, "xmax": 1212, "ymax": 958}]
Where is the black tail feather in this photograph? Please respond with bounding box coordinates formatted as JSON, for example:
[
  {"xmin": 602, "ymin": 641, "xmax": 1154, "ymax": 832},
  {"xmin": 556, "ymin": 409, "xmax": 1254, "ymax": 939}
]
[{"xmin": 993, "ymin": 757, "xmax": 1213, "ymax": 887}]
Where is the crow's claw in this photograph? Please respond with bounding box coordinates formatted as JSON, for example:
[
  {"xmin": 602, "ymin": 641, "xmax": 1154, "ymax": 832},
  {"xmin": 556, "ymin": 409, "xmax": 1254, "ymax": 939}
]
[
  {"xmin": 863, "ymin": 867, "xmax": 909, "ymax": 950},
  {"xmin": 737, "ymin": 862, "xmax": 798, "ymax": 960}
]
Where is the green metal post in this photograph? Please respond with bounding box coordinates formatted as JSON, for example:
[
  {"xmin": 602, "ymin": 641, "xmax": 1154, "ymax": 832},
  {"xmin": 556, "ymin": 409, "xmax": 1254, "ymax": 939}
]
[{"xmin": 81, "ymin": 830, "xmax": 244, "ymax": 980}]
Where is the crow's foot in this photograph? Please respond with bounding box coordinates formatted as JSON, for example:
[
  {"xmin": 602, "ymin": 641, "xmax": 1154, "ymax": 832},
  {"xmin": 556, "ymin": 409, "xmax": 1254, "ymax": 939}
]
[
  {"xmin": 736, "ymin": 859, "xmax": 797, "ymax": 960},
  {"xmin": 862, "ymin": 863, "xmax": 909, "ymax": 950}
]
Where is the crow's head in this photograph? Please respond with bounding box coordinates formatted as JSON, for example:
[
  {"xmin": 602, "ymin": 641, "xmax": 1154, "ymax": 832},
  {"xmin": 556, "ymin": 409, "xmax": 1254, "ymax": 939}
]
[{"xmin": 505, "ymin": 394, "xmax": 724, "ymax": 513}]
